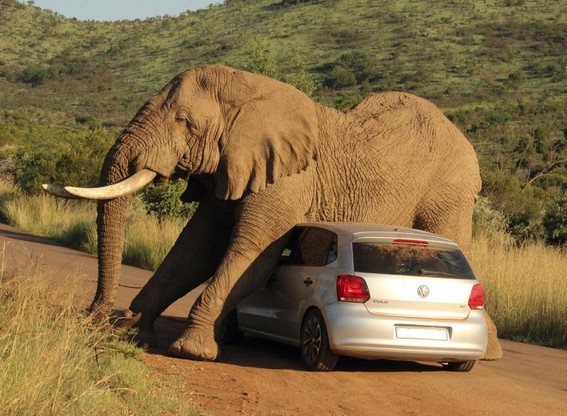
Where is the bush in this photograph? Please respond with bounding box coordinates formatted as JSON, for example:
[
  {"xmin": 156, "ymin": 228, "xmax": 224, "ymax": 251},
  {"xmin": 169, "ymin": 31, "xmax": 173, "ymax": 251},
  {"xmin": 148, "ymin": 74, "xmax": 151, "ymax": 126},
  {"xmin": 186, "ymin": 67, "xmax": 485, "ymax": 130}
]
[
  {"xmin": 323, "ymin": 52, "xmax": 381, "ymax": 90},
  {"xmin": 11, "ymin": 126, "xmax": 115, "ymax": 194},
  {"xmin": 324, "ymin": 65, "xmax": 357, "ymax": 89},
  {"xmin": 18, "ymin": 65, "xmax": 57, "ymax": 86},
  {"xmin": 242, "ymin": 37, "xmax": 318, "ymax": 95},
  {"xmin": 473, "ymin": 197, "xmax": 509, "ymax": 238},
  {"xmin": 481, "ymin": 170, "xmax": 545, "ymax": 242},
  {"xmin": 139, "ymin": 181, "xmax": 196, "ymax": 220},
  {"xmin": 543, "ymin": 193, "xmax": 567, "ymax": 246}
]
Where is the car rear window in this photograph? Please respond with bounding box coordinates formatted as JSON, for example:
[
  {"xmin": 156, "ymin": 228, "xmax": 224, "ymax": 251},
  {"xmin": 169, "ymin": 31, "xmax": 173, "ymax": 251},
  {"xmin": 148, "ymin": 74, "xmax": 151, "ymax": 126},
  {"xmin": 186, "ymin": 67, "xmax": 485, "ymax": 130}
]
[{"xmin": 352, "ymin": 242, "xmax": 475, "ymax": 279}]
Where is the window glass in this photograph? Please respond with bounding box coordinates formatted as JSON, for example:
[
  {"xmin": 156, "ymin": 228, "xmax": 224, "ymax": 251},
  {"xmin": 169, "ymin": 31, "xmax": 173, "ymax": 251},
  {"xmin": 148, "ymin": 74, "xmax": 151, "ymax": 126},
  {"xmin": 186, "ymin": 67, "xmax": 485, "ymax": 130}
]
[
  {"xmin": 352, "ymin": 242, "xmax": 475, "ymax": 279},
  {"xmin": 280, "ymin": 227, "xmax": 338, "ymax": 266}
]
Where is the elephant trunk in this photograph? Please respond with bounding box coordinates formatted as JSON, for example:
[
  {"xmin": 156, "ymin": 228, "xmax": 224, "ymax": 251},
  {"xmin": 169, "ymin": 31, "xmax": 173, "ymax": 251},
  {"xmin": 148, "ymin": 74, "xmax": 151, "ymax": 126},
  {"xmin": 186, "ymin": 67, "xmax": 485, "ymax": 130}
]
[
  {"xmin": 90, "ymin": 196, "xmax": 129, "ymax": 320},
  {"xmin": 88, "ymin": 141, "xmax": 135, "ymax": 320}
]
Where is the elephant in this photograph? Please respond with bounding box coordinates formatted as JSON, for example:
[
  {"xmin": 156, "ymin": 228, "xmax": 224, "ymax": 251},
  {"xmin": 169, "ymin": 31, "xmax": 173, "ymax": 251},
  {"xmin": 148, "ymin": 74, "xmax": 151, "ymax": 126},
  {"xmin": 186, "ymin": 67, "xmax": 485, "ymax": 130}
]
[{"xmin": 43, "ymin": 65, "xmax": 502, "ymax": 362}]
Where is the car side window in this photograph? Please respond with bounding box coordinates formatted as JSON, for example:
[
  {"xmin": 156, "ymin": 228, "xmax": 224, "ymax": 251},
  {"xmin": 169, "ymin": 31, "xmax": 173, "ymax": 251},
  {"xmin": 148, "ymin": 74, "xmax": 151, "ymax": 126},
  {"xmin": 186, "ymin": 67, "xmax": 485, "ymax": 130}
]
[{"xmin": 281, "ymin": 227, "xmax": 338, "ymax": 267}]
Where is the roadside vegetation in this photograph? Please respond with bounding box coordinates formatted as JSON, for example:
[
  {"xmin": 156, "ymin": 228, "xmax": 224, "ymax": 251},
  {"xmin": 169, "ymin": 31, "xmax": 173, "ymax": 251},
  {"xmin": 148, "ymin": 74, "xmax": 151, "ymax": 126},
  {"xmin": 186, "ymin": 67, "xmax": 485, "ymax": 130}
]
[
  {"xmin": 469, "ymin": 233, "xmax": 567, "ymax": 348},
  {"xmin": 0, "ymin": 180, "xmax": 189, "ymax": 271},
  {"xmin": 0, "ymin": 246, "xmax": 202, "ymax": 416}
]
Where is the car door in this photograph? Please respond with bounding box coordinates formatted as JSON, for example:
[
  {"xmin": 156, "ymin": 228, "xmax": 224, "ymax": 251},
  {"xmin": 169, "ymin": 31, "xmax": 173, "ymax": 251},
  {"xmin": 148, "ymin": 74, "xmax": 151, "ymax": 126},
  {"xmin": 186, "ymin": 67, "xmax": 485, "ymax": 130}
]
[{"xmin": 237, "ymin": 226, "xmax": 338, "ymax": 344}]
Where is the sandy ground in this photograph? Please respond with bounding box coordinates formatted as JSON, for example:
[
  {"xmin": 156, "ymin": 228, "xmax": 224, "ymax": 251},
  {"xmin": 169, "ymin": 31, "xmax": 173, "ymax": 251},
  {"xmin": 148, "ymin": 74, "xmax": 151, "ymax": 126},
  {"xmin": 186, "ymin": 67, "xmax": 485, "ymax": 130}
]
[{"xmin": 1, "ymin": 223, "xmax": 566, "ymax": 416}]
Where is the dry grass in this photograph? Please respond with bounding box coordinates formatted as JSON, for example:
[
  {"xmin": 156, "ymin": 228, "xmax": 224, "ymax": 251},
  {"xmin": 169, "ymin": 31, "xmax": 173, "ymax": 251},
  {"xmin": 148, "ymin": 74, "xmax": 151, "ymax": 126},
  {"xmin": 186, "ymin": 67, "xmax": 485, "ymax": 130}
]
[
  {"xmin": 470, "ymin": 234, "xmax": 567, "ymax": 348},
  {"xmin": 1, "ymin": 192, "xmax": 186, "ymax": 270},
  {"xmin": 123, "ymin": 212, "xmax": 185, "ymax": 270},
  {"xmin": 1, "ymin": 192, "xmax": 98, "ymax": 253},
  {"xmin": 0, "ymin": 246, "xmax": 201, "ymax": 416}
]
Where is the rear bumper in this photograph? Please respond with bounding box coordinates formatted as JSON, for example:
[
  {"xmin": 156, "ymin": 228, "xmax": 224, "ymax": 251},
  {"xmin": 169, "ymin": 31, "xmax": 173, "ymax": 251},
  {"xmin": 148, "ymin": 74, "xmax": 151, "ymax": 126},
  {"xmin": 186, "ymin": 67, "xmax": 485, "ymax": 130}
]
[{"xmin": 323, "ymin": 302, "xmax": 488, "ymax": 362}]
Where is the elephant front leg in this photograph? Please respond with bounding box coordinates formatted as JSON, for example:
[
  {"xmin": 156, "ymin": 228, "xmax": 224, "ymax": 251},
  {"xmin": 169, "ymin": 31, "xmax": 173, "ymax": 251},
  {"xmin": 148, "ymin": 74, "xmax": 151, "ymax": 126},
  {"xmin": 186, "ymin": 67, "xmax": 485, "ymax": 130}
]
[
  {"xmin": 169, "ymin": 185, "xmax": 309, "ymax": 360},
  {"xmin": 120, "ymin": 198, "xmax": 233, "ymax": 346},
  {"xmin": 168, "ymin": 233, "xmax": 291, "ymax": 361}
]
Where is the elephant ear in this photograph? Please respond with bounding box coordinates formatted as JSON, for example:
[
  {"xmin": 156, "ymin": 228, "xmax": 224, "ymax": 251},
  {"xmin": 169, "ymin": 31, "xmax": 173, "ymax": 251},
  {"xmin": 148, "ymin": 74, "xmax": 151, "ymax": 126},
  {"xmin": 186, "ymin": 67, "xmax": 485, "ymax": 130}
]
[{"xmin": 215, "ymin": 83, "xmax": 318, "ymax": 200}]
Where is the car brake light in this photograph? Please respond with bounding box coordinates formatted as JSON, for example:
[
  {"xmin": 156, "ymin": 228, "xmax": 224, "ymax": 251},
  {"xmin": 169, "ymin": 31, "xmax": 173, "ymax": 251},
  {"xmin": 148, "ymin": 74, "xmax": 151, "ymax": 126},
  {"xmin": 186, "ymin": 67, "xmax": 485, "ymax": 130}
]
[
  {"xmin": 337, "ymin": 275, "xmax": 370, "ymax": 303},
  {"xmin": 392, "ymin": 239, "xmax": 428, "ymax": 246},
  {"xmin": 468, "ymin": 283, "xmax": 485, "ymax": 310}
]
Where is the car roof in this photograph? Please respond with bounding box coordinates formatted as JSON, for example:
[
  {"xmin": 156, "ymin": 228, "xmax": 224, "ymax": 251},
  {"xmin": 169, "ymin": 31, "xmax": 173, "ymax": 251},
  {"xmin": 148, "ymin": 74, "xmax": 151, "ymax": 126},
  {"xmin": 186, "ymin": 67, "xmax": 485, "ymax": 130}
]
[{"xmin": 295, "ymin": 222, "xmax": 458, "ymax": 246}]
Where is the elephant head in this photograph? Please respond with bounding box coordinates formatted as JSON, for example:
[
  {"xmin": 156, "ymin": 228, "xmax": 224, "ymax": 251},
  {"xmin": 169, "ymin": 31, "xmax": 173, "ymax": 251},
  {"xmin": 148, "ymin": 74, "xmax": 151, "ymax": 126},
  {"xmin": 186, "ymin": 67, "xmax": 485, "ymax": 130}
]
[{"xmin": 43, "ymin": 65, "xmax": 319, "ymax": 319}]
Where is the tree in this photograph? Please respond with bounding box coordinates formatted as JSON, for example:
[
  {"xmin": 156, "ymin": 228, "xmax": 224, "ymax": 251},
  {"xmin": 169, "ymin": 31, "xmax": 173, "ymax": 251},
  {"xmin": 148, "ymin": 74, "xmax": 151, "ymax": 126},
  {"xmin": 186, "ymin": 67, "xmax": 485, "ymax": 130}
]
[
  {"xmin": 243, "ymin": 37, "xmax": 317, "ymax": 95},
  {"xmin": 243, "ymin": 37, "xmax": 278, "ymax": 79}
]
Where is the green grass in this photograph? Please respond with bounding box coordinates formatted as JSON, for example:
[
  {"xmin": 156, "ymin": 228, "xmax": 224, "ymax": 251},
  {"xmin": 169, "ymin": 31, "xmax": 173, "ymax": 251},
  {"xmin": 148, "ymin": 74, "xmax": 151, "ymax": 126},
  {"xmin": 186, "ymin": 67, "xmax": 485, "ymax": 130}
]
[{"xmin": 0, "ymin": 248, "xmax": 203, "ymax": 416}]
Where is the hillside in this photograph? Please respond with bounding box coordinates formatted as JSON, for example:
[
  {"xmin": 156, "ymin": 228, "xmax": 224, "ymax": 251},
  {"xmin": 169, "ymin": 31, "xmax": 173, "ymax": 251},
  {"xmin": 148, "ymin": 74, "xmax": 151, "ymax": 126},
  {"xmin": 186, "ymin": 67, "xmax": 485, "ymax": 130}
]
[{"xmin": 0, "ymin": 0, "xmax": 566, "ymax": 241}]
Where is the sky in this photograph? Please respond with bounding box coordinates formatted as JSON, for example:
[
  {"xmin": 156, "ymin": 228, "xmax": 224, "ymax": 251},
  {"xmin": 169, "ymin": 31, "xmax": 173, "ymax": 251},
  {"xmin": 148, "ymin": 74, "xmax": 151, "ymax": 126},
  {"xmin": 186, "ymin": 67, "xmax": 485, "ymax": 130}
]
[{"xmin": 27, "ymin": 0, "xmax": 224, "ymax": 21}]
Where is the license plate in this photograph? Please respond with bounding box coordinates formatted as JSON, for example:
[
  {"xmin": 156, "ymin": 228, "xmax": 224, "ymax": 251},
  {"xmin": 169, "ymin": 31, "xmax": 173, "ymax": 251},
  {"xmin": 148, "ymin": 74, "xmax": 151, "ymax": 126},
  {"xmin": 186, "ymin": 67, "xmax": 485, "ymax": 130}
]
[{"xmin": 395, "ymin": 326, "xmax": 449, "ymax": 341}]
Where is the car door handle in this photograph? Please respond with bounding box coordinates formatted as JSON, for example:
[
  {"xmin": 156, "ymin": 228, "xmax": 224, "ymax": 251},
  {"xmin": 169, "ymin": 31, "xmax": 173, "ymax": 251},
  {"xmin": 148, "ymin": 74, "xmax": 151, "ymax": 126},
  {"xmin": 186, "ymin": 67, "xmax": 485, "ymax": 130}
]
[{"xmin": 303, "ymin": 277, "xmax": 313, "ymax": 287}]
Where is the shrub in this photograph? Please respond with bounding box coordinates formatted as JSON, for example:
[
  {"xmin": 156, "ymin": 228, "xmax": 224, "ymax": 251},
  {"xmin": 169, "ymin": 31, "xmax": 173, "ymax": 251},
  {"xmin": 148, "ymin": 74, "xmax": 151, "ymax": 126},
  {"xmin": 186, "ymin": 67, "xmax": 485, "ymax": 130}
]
[
  {"xmin": 543, "ymin": 193, "xmax": 567, "ymax": 246},
  {"xmin": 481, "ymin": 169, "xmax": 546, "ymax": 242},
  {"xmin": 11, "ymin": 126, "xmax": 115, "ymax": 194},
  {"xmin": 473, "ymin": 197, "xmax": 509, "ymax": 238},
  {"xmin": 18, "ymin": 65, "xmax": 57, "ymax": 86},
  {"xmin": 324, "ymin": 65, "xmax": 357, "ymax": 89},
  {"xmin": 242, "ymin": 37, "xmax": 318, "ymax": 95},
  {"xmin": 139, "ymin": 181, "xmax": 196, "ymax": 220}
]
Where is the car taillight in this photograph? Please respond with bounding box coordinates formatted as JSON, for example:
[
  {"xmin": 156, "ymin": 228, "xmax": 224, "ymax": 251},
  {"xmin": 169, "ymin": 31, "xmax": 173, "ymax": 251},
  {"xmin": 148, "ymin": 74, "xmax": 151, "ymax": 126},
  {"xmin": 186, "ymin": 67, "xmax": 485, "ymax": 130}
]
[
  {"xmin": 468, "ymin": 283, "xmax": 485, "ymax": 310},
  {"xmin": 337, "ymin": 275, "xmax": 370, "ymax": 303}
]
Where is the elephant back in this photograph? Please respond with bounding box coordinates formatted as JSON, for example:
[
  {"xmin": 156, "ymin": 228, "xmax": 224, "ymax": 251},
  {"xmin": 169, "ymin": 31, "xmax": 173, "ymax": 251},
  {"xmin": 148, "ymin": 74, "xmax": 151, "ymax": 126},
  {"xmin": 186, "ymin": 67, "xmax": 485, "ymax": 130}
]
[{"xmin": 348, "ymin": 92, "xmax": 477, "ymax": 164}]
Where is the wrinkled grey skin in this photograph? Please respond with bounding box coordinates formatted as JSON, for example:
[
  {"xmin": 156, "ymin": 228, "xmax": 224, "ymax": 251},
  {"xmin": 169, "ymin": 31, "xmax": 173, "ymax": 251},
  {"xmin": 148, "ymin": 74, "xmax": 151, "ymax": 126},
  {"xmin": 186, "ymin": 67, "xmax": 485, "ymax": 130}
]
[{"xmin": 86, "ymin": 65, "xmax": 500, "ymax": 361}]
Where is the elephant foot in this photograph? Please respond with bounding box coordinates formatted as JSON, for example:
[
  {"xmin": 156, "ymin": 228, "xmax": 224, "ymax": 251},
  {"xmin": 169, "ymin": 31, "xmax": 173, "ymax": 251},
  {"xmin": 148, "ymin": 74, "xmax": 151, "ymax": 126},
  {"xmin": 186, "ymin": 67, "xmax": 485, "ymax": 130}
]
[
  {"xmin": 88, "ymin": 302, "xmax": 113, "ymax": 326},
  {"xmin": 482, "ymin": 310, "xmax": 503, "ymax": 361},
  {"xmin": 168, "ymin": 325, "xmax": 219, "ymax": 361},
  {"xmin": 482, "ymin": 337, "xmax": 503, "ymax": 361}
]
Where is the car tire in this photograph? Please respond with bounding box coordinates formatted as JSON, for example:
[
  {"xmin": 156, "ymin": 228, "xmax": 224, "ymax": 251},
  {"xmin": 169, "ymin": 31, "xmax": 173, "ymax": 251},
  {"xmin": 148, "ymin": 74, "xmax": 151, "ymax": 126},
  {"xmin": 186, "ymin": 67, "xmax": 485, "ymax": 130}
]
[
  {"xmin": 443, "ymin": 360, "xmax": 477, "ymax": 372},
  {"xmin": 300, "ymin": 309, "xmax": 339, "ymax": 371},
  {"xmin": 219, "ymin": 309, "xmax": 244, "ymax": 345}
]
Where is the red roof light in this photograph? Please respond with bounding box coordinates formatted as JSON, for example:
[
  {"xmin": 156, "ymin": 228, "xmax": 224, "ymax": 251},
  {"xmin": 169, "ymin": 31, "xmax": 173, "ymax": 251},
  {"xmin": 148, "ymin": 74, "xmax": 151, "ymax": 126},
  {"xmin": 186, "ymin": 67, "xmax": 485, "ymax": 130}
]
[{"xmin": 392, "ymin": 239, "xmax": 429, "ymax": 246}]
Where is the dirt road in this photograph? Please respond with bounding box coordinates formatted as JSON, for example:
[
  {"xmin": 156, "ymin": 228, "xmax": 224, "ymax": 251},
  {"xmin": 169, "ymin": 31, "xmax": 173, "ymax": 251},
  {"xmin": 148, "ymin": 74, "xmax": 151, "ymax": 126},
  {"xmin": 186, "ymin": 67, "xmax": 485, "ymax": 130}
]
[{"xmin": 1, "ymin": 223, "xmax": 566, "ymax": 416}]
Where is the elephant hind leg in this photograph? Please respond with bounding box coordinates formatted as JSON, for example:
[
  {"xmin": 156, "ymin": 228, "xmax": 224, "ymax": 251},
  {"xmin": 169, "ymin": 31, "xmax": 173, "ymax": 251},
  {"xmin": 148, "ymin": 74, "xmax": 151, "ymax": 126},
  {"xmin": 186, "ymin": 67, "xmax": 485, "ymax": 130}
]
[
  {"xmin": 412, "ymin": 187, "xmax": 476, "ymax": 252},
  {"xmin": 413, "ymin": 193, "xmax": 502, "ymax": 360},
  {"xmin": 483, "ymin": 310, "xmax": 503, "ymax": 360}
]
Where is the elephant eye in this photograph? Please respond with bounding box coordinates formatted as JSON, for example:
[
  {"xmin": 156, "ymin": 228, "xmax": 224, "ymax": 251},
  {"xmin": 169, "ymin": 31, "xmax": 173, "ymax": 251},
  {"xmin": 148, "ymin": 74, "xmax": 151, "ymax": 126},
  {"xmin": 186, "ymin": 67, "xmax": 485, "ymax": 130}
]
[{"xmin": 175, "ymin": 110, "xmax": 189, "ymax": 124}]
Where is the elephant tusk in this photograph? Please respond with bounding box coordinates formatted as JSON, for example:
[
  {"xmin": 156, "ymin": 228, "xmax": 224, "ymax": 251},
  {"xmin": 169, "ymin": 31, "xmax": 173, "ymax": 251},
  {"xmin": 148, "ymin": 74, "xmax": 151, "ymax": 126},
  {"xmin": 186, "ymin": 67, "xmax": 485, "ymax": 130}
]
[{"xmin": 41, "ymin": 169, "xmax": 157, "ymax": 200}]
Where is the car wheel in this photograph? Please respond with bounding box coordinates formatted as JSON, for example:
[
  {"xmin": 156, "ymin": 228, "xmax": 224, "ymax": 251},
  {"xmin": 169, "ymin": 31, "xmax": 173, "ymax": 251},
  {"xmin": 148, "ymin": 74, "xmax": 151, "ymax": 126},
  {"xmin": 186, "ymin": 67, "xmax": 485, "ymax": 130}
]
[
  {"xmin": 219, "ymin": 309, "xmax": 243, "ymax": 345},
  {"xmin": 443, "ymin": 360, "xmax": 477, "ymax": 372},
  {"xmin": 300, "ymin": 309, "xmax": 339, "ymax": 371}
]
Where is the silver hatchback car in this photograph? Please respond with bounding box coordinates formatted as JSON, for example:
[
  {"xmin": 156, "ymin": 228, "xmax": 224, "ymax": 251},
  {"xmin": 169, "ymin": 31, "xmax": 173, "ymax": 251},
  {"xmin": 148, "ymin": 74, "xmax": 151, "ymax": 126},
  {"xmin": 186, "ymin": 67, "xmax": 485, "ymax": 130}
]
[{"xmin": 227, "ymin": 223, "xmax": 488, "ymax": 372}]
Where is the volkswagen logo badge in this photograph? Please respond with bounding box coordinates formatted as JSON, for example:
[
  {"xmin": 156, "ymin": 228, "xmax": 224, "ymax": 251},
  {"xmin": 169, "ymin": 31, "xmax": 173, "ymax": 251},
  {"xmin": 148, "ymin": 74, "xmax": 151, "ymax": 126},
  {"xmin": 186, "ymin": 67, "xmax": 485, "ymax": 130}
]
[{"xmin": 417, "ymin": 285, "xmax": 430, "ymax": 298}]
